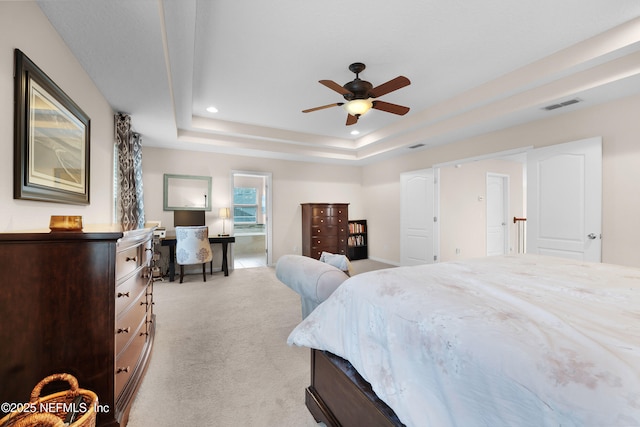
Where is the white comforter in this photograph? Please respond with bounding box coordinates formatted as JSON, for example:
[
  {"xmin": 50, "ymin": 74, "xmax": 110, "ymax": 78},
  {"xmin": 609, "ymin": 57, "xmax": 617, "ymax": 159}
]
[{"xmin": 287, "ymin": 255, "xmax": 640, "ymax": 427}]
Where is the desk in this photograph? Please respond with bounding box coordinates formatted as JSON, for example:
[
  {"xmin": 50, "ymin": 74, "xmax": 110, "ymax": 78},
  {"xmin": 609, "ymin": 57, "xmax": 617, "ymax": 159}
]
[{"xmin": 161, "ymin": 235, "xmax": 235, "ymax": 280}]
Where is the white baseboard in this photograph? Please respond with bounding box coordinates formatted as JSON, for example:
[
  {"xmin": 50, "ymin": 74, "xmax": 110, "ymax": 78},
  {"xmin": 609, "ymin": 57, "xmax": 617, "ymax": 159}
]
[{"xmin": 367, "ymin": 256, "xmax": 400, "ymax": 267}]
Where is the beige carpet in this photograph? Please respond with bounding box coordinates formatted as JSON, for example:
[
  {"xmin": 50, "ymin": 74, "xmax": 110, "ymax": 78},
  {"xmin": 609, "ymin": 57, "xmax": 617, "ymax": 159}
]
[{"xmin": 127, "ymin": 259, "xmax": 393, "ymax": 426}]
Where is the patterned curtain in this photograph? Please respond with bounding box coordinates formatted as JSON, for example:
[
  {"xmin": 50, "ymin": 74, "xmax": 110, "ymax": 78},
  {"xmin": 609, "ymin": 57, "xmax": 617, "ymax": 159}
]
[{"xmin": 115, "ymin": 113, "xmax": 145, "ymax": 230}]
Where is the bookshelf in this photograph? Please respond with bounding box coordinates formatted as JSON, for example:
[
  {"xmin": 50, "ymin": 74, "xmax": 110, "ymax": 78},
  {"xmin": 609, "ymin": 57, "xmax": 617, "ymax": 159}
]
[{"xmin": 348, "ymin": 219, "xmax": 368, "ymax": 260}]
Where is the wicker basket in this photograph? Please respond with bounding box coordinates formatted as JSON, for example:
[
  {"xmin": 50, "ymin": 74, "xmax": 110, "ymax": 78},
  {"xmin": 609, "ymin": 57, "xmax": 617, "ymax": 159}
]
[{"xmin": 0, "ymin": 373, "xmax": 98, "ymax": 427}]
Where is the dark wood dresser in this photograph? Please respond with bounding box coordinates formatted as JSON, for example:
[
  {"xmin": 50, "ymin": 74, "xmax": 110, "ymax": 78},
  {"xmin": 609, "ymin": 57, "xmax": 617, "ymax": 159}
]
[
  {"xmin": 301, "ymin": 203, "xmax": 349, "ymax": 259},
  {"xmin": 0, "ymin": 226, "xmax": 155, "ymax": 427}
]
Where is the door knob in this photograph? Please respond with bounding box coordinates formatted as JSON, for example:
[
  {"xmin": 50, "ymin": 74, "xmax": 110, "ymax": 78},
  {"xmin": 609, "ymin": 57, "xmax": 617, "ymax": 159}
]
[{"xmin": 587, "ymin": 233, "xmax": 597, "ymax": 240}]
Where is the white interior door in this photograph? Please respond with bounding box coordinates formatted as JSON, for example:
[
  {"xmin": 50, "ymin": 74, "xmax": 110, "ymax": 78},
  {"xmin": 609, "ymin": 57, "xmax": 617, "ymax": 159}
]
[
  {"xmin": 527, "ymin": 137, "xmax": 602, "ymax": 261},
  {"xmin": 400, "ymin": 169, "xmax": 436, "ymax": 266},
  {"xmin": 486, "ymin": 173, "xmax": 509, "ymax": 256}
]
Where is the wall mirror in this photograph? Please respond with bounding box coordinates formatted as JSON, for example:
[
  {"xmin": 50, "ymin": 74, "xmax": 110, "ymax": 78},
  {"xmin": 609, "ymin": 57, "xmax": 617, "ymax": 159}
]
[{"xmin": 163, "ymin": 174, "xmax": 212, "ymax": 211}]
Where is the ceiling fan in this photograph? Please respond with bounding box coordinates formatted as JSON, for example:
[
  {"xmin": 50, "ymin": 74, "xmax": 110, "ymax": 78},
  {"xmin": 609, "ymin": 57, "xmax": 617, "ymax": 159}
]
[{"xmin": 302, "ymin": 62, "xmax": 411, "ymax": 126}]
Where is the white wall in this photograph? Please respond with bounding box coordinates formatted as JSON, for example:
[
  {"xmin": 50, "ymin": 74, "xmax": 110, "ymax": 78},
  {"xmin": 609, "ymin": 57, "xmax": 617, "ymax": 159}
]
[
  {"xmin": 439, "ymin": 159, "xmax": 524, "ymax": 262},
  {"xmin": 141, "ymin": 147, "xmax": 364, "ymax": 263},
  {"xmin": 0, "ymin": 2, "xmax": 115, "ymax": 231},
  {"xmin": 363, "ymin": 93, "xmax": 640, "ymax": 268}
]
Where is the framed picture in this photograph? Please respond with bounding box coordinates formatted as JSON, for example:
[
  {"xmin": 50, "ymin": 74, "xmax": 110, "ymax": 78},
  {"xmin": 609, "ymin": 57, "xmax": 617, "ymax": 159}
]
[{"xmin": 14, "ymin": 49, "xmax": 90, "ymax": 205}]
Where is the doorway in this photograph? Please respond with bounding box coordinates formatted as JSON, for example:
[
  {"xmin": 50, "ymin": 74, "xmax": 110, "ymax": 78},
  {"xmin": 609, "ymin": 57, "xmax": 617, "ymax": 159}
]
[
  {"xmin": 423, "ymin": 137, "xmax": 601, "ymax": 263},
  {"xmin": 486, "ymin": 173, "xmax": 509, "ymax": 256},
  {"xmin": 434, "ymin": 152, "xmax": 526, "ymax": 262},
  {"xmin": 230, "ymin": 171, "xmax": 273, "ymax": 268}
]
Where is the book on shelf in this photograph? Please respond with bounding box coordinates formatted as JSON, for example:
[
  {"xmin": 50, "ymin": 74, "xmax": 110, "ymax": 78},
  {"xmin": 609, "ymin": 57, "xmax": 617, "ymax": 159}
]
[
  {"xmin": 349, "ymin": 222, "xmax": 365, "ymax": 234},
  {"xmin": 348, "ymin": 235, "xmax": 366, "ymax": 247}
]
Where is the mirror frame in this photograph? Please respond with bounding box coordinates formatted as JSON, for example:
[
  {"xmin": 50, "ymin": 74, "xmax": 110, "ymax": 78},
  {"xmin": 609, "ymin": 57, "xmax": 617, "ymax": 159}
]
[{"xmin": 163, "ymin": 173, "xmax": 212, "ymax": 211}]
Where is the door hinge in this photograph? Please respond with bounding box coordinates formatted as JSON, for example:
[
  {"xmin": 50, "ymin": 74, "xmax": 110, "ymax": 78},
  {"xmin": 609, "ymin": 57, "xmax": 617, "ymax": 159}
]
[
  {"xmin": 433, "ymin": 216, "xmax": 437, "ymax": 222},
  {"xmin": 434, "ymin": 255, "xmax": 438, "ymax": 261}
]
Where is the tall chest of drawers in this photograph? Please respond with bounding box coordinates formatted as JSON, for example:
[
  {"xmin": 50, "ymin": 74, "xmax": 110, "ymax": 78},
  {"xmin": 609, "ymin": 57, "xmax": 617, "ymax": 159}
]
[
  {"xmin": 301, "ymin": 203, "xmax": 349, "ymax": 259},
  {"xmin": 0, "ymin": 227, "xmax": 155, "ymax": 427}
]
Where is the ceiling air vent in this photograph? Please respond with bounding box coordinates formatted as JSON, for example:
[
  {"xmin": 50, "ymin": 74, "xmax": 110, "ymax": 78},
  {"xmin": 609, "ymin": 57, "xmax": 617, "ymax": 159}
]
[
  {"xmin": 408, "ymin": 143, "xmax": 425, "ymax": 149},
  {"xmin": 542, "ymin": 98, "xmax": 581, "ymax": 111}
]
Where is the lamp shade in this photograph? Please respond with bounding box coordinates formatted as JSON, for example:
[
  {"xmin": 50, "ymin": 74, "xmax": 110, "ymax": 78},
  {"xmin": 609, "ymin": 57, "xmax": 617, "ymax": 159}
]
[
  {"xmin": 219, "ymin": 207, "xmax": 230, "ymax": 219},
  {"xmin": 343, "ymin": 98, "xmax": 373, "ymax": 116}
]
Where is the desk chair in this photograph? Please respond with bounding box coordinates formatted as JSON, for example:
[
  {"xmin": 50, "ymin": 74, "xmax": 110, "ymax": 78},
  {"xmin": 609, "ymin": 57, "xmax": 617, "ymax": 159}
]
[{"xmin": 175, "ymin": 226, "xmax": 213, "ymax": 283}]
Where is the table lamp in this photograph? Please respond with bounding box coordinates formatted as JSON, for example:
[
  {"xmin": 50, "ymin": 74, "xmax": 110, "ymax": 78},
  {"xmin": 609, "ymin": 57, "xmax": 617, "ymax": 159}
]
[{"xmin": 219, "ymin": 207, "xmax": 230, "ymax": 236}]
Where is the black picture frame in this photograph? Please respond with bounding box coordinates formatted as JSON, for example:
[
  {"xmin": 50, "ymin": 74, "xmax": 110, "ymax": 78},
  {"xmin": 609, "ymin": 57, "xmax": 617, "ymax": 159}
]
[{"xmin": 14, "ymin": 49, "xmax": 90, "ymax": 205}]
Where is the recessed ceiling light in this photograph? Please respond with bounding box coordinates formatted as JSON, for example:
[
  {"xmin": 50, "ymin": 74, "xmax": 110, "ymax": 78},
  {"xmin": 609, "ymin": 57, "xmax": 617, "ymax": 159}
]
[
  {"xmin": 350, "ymin": 130, "xmax": 360, "ymax": 135},
  {"xmin": 206, "ymin": 106, "xmax": 218, "ymax": 113}
]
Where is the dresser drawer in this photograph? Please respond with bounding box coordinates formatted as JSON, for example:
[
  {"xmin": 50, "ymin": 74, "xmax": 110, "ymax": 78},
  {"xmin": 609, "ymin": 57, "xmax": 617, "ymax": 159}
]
[
  {"xmin": 115, "ymin": 322, "xmax": 146, "ymax": 399},
  {"xmin": 142, "ymin": 283, "xmax": 154, "ymax": 335},
  {"xmin": 337, "ymin": 223, "xmax": 348, "ymax": 235},
  {"xmin": 311, "ymin": 224, "xmax": 337, "ymax": 236},
  {"xmin": 115, "ymin": 245, "xmax": 140, "ymax": 280},
  {"xmin": 116, "ymin": 290, "xmax": 148, "ymax": 356},
  {"xmin": 116, "ymin": 241, "xmax": 152, "ymax": 279},
  {"xmin": 333, "ymin": 206, "xmax": 348, "ymax": 218},
  {"xmin": 312, "ymin": 206, "xmax": 331, "ymax": 216},
  {"xmin": 310, "ymin": 247, "xmax": 347, "ymax": 258},
  {"xmin": 115, "ymin": 268, "xmax": 150, "ymax": 314},
  {"xmin": 311, "ymin": 235, "xmax": 337, "ymax": 248},
  {"xmin": 312, "ymin": 216, "xmax": 338, "ymax": 226}
]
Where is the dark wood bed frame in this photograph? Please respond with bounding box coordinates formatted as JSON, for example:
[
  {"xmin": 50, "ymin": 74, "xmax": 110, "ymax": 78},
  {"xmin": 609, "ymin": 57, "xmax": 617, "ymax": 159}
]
[{"xmin": 305, "ymin": 349, "xmax": 406, "ymax": 427}]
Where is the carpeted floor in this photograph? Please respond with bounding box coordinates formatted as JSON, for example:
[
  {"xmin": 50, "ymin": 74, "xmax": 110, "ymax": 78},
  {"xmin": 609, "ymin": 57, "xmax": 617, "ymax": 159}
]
[{"xmin": 127, "ymin": 259, "xmax": 393, "ymax": 426}]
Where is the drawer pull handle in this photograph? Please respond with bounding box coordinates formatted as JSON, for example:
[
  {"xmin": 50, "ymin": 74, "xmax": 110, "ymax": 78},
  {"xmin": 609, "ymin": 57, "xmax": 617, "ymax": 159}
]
[
  {"xmin": 117, "ymin": 292, "xmax": 130, "ymax": 298},
  {"xmin": 117, "ymin": 327, "xmax": 130, "ymax": 334},
  {"xmin": 145, "ymin": 248, "xmax": 153, "ymax": 252},
  {"xmin": 140, "ymin": 301, "xmax": 148, "ymax": 306},
  {"xmin": 126, "ymin": 256, "xmax": 137, "ymax": 262},
  {"xmin": 117, "ymin": 366, "xmax": 130, "ymax": 374},
  {"xmin": 140, "ymin": 331, "xmax": 149, "ymax": 337}
]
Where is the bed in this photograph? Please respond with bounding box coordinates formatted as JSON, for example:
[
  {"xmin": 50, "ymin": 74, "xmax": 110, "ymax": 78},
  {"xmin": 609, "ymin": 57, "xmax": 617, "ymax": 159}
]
[{"xmin": 287, "ymin": 255, "xmax": 640, "ymax": 427}]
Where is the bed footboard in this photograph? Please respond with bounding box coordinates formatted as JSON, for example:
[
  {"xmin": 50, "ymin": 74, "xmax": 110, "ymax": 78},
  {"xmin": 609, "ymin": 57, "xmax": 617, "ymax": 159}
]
[{"xmin": 306, "ymin": 349, "xmax": 405, "ymax": 427}]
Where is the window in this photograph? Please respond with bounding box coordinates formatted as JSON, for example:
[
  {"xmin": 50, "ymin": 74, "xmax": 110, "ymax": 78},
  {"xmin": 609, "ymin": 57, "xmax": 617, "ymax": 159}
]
[{"xmin": 233, "ymin": 187, "xmax": 257, "ymax": 223}]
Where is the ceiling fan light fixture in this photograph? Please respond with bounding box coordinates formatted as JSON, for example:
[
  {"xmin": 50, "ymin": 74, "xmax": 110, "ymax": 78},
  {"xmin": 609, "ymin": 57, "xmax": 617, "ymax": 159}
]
[
  {"xmin": 343, "ymin": 98, "xmax": 372, "ymax": 116},
  {"xmin": 304, "ymin": 64, "xmax": 410, "ymax": 126}
]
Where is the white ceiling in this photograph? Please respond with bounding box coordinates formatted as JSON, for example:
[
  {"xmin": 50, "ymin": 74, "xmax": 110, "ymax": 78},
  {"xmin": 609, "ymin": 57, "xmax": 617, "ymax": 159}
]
[{"xmin": 37, "ymin": 0, "xmax": 640, "ymax": 165}]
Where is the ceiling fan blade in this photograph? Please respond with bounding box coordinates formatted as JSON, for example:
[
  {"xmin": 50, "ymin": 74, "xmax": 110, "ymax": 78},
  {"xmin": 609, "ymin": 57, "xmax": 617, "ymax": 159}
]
[
  {"xmin": 302, "ymin": 102, "xmax": 343, "ymax": 113},
  {"xmin": 369, "ymin": 76, "xmax": 411, "ymax": 98},
  {"xmin": 346, "ymin": 114, "xmax": 358, "ymax": 126},
  {"xmin": 319, "ymin": 80, "xmax": 353, "ymax": 96},
  {"xmin": 372, "ymin": 100, "xmax": 410, "ymax": 116}
]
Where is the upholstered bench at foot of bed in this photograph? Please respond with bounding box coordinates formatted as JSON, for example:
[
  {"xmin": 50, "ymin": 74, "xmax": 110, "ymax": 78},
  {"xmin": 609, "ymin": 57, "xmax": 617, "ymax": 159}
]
[{"xmin": 275, "ymin": 254, "xmax": 350, "ymax": 319}]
